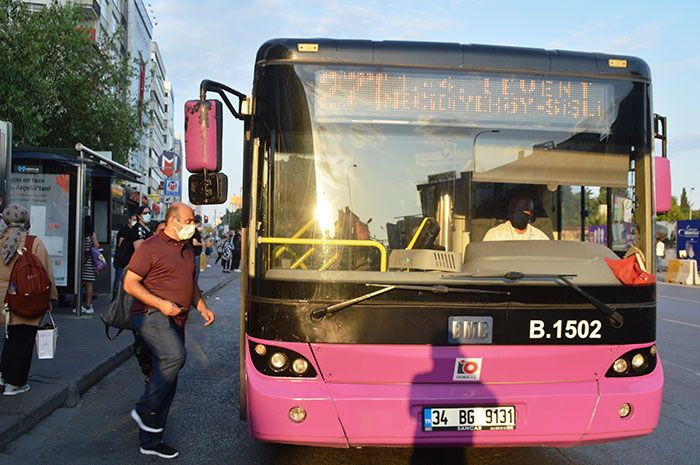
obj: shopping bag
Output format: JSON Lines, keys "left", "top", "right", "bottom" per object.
{"left": 91, "top": 246, "right": 108, "bottom": 273}
{"left": 36, "top": 312, "right": 58, "bottom": 359}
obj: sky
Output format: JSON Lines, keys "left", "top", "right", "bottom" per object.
{"left": 149, "top": 0, "right": 700, "bottom": 219}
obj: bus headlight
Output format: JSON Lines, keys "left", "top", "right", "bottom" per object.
{"left": 292, "top": 358, "right": 309, "bottom": 374}
{"left": 605, "top": 345, "right": 658, "bottom": 377}
{"left": 613, "top": 358, "right": 629, "bottom": 374}
{"left": 269, "top": 352, "right": 289, "bottom": 371}
{"left": 631, "top": 353, "right": 646, "bottom": 370}
{"left": 248, "top": 341, "right": 318, "bottom": 378}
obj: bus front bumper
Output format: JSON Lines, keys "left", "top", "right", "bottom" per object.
{"left": 246, "top": 351, "right": 663, "bottom": 447}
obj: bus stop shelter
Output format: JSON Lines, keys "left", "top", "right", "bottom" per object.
{"left": 9, "top": 144, "right": 141, "bottom": 315}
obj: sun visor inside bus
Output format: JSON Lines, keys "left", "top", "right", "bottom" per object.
{"left": 473, "top": 149, "right": 629, "bottom": 188}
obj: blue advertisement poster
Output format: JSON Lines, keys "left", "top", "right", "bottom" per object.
{"left": 676, "top": 220, "right": 700, "bottom": 261}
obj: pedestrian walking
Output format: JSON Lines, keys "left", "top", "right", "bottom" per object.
{"left": 113, "top": 214, "right": 136, "bottom": 298}
{"left": 191, "top": 215, "right": 203, "bottom": 281}
{"left": 214, "top": 236, "right": 223, "bottom": 264}
{"left": 120, "top": 206, "right": 154, "bottom": 385}
{"left": 656, "top": 237, "right": 666, "bottom": 272}
{"left": 78, "top": 216, "right": 100, "bottom": 314}
{"left": 220, "top": 230, "right": 235, "bottom": 273}
{"left": 124, "top": 202, "right": 216, "bottom": 459}
{"left": 232, "top": 230, "right": 241, "bottom": 272}
{"left": 0, "top": 204, "right": 58, "bottom": 396}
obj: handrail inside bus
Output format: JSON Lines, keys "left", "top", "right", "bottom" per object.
{"left": 259, "top": 237, "right": 388, "bottom": 272}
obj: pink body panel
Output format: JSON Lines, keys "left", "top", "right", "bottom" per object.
{"left": 184, "top": 99, "right": 222, "bottom": 172}
{"left": 655, "top": 156, "right": 672, "bottom": 213}
{"left": 245, "top": 336, "right": 662, "bottom": 447}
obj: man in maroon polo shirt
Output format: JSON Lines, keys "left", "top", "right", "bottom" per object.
{"left": 124, "top": 202, "right": 216, "bottom": 459}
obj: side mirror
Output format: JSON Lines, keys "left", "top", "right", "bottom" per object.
{"left": 184, "top": 99, "right": 222, "bottom": 172}
{"left": 655, "top": 156, "right": 671, "bottom": 214}
{"left": 653, "top": 113, "right": 671, "bottom": 214}
{"left": 189, "top": 172, "right": 228, "bottom": 205}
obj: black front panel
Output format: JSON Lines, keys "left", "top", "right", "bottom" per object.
{"left": 247, "top": 280, "right": 656, "bottom": 345}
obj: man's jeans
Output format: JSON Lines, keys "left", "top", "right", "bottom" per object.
{"left": 194, "top": 255, "right": 201, "bottom": 282}
{"left": 131, "top": 310, "right": 186, "bottom": 447}
{"left": 113, "top": 266, "right": 124, "bottom": 296}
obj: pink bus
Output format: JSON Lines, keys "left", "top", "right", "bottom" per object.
{"left": 185, "top": 39, "right": 671, "bottom": 448}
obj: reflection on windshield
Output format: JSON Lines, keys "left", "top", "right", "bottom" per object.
{"left": 260, "top": 64, "right": 648, "bottom": 273}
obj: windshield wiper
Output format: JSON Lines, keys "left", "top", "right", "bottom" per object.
{"left": 445, "top": 271, "right": 623, "bottom": 328}
{"left": 310, "top": 284, "right": 510, "bottom": 320}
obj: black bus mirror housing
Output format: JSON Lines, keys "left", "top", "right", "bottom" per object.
{"left": 189, "top": 172, "right": 228, "bottom": 205}
{"left": 184, "top": 99, "right": 223, "bottom": 173}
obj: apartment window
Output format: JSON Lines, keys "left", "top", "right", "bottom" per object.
{"left": 163, "top": 135, "right": 167, "bottom": 144}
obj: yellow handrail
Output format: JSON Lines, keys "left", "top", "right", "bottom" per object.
{"left": 259, "top": 237, "right": 387, "bottom": 272}
{"left": 290, "top": 247, "right": 315, "bottom": 270}
{"left": 273, "top": 218, "right": 316, "bottom": 259}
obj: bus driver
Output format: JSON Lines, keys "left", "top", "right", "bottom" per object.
{"left": 483, "top": 194, "right": 550, "bottom": 241}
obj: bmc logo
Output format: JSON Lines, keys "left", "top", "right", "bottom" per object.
{"left": 453, "top": 358, "right": 482, "bottom": 381}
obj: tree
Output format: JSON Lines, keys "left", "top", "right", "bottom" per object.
{"left": 0, "top": 0, "right": 143, "bottom": 164}
{"left": 219, "top": 208, "right": 242, "bottom": 231}
{"left": 680, "top": 188, "right": 690, "bottom": 218}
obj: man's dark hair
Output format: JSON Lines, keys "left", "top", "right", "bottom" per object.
{"left": 83, "top": 215, "right": 94, "bottom": 236}
{"left": 194, "top": 214, "right": 202, "bottom": 224}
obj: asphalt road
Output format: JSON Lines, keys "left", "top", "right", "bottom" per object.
{"left": 1, "top": 279, "right": 698, "bottom": 465}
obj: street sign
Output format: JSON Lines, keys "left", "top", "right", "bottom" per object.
{"left": 164, "top": 178, "right": 181, "bottom": 197}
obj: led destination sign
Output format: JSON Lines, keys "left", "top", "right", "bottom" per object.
{"left": 314, "top": 70, "right": 613, "bottom": 129}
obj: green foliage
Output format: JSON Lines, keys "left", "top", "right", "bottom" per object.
{"left": 657, "top": 196, "right": 684, "bottom": 221}
{"left": 220, "top": 208, "right": 242, "bottom": 230}
{"left": 0, "top": 0, "right": 143, "bottom": 164}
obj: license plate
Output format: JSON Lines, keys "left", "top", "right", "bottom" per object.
{"left": 422, "top": 406, "right": 516, "bottom": 431}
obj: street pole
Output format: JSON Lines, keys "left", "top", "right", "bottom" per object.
{"left": 690, "top": 188, "right": 695, "bottom": 221}
{"left": 74, "top": 148, "right": 85, "bottom": 316}
{"left": 0, "top": 121, "right": 12, "bottom": 209}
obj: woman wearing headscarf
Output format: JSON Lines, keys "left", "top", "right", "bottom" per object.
{"left": 0, "top": 204, "right": 58, "bottom": 396}
{"left": 79, "top": 216, "right": 99, "bottom": 314}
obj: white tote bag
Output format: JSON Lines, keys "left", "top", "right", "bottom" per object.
{"left": 36, "top": 312, "right": 58, "bottom": 359}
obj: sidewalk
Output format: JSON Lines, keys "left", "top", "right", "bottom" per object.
{"left": 0, "top": 268, "right": 237, "bottom": 450}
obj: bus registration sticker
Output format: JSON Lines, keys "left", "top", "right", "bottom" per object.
{"left": 453, "top": 358, "right": 482, "bottom": 381}
{"left": 422, "top": 406, "right": 516, "bottom": 431}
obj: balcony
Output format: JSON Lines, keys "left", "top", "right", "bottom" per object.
{"left": 74, "top": 0, "right": 101, "bottom": 20}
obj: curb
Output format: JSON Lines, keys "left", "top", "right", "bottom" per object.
{"left": 0, "top": 275, "right": 237, "bottom": 451}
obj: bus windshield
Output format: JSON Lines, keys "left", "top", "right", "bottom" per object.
{"left": 257, "top": 64, "right": 650, "bottom": 275}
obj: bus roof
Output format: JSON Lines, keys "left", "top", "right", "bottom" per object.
{"left": 256, "top": 38, "right": 650, "bottom": 80}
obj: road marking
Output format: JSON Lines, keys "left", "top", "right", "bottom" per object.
{"left": 663, "top": 318, "right": 700, "bottom": 329}
{"left": 663, "top": 360, "right": 700, "bottom": 377}
{"left": 658, "top": 295, "right": 700, "bottom": 304}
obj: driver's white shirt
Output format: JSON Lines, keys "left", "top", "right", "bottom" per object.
{"left": 483, "top": 221, "right": 550, "bottom": 241}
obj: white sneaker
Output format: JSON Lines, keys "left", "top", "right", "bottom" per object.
{"left": 234, "top": 269, "right": 241, "bottom": 272}
{"left": 82, "top": 306, "right": 95, "bottom": 314}
{"left": 4, "top": 383, "right": 30, "bottom": 396}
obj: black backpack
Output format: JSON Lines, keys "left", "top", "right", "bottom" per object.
{"left": 100, "top": 270, "right": 134, "bottom": 340}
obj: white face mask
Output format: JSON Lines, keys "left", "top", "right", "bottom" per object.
{"left": 141, "top": 213, "right": 152, "bottom": 223}
{"left": 175, "top": 219, "right": 196, "bottom": 240}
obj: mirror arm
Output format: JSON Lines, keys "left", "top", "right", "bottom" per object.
{"left": 200, "top": 79, "right": 248, "bottom": 121}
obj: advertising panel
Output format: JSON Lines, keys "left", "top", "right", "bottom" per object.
{"left": 677, "top": 220, "right": 700, "bottom": 261}
{"left": 10, "top": 173, "right": 70, "bottom": 286}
